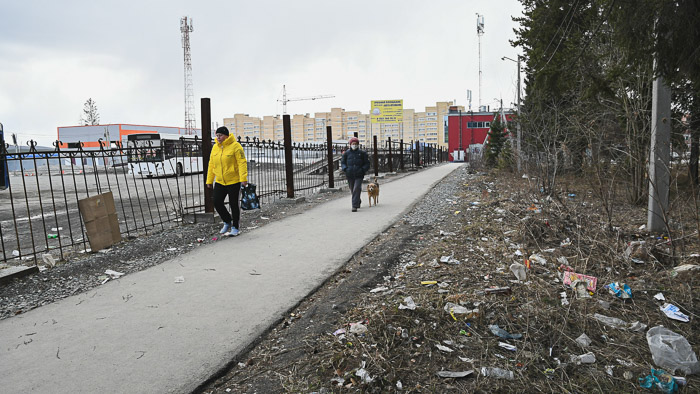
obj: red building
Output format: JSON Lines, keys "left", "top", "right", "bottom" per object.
{"left": 445, "top": 107, "right": 515, "bottom": 162}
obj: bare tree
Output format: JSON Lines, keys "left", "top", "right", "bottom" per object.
{"left": 81, "top": 98, "right": 100, "bottom": 125}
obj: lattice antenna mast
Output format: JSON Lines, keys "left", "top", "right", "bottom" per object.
{"left": 476, "top": 13, "right": 484, "bottom": 109}
{"left": 181, "top": 16, "right": 195, "bottom": 135}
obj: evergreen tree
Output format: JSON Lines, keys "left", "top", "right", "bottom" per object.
{"left": 81, "top": 98, "right": 100, "bottom": 125}
{"left": 484, "top": 113, "right": 508, "bottom": 167}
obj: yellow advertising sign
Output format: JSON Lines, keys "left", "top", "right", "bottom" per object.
{"left": 371, "top": 100, "right": 403, "bottom": 123}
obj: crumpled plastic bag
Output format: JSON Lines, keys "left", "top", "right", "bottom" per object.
{"left": 488, "top": 324, "right": 522, "bottom": 339}
{"left": 646, "top": 326, "right": 700, "bottom": 375}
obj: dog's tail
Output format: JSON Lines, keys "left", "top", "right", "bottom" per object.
{"left": 374, "top": 177, "right": 379, "bottom": 184}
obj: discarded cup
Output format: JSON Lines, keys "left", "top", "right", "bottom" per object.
{"left": 510, "top": 263, "right": 526, "bottom": 281}
{"left": 571, "top": 352, "right": 596, "bottom": 365}
{"left": 443, "top": 302, "right": 472, "bottom": 315}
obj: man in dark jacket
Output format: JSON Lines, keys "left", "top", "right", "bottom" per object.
{"left": 340, "top": 137, "right": 370, "bottom": 212}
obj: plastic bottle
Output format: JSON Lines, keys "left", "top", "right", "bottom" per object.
{"left": 481, "top": 367, "right": 514, "bottom": 380}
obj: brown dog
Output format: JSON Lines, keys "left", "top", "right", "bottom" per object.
{"left": 367, "top": 177, "right": 379, "bottom": 207}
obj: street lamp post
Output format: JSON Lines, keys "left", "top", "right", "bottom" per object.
{"left": 502, "top": 55, "right": 522, "bottom": 173}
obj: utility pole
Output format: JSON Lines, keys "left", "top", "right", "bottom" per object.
{"left": 502, "top": 55, "right": 522, "bottom": 172}
{"left": 516, "top": 56, "right": 521, "bottom": 173}
{"left": 459, "top": 110, "right": 463, "bottom": 161}
{"left": 103, "top": 127, "right": 111, "bottom": 147}
{"left": 647, "top": 72, "right": 671, "bottom": 232}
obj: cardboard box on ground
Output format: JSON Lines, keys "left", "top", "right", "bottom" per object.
{"left": 78, "top": 191, "right": 121, "bottom": 251}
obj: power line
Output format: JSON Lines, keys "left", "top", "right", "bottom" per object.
{"left": 535, "top": 0, "right": 580, "bottom": 73}
{"left": 530, "top": 0, "right": 579, "bottom": 71}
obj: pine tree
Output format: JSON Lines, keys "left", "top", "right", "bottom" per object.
{"left": 484, "top": 113, "right": 508, "bottom": 167}
{"left": 81, "top": 98, "right": 100, "bottom": 125}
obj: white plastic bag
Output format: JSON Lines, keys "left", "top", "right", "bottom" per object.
{"left": 646, "top": 326, "right": 700, "bottom": 375}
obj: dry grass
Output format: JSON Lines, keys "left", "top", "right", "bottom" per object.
{"left": 204, "top": 169, "right": 700, "bottom": 393}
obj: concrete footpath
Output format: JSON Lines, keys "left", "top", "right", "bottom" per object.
{"left": 0, "top": 163, "right": 462, "bottom": 394}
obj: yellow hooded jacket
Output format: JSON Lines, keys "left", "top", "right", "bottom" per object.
{"left": 206, "top": 136, "right": 248, "bottom": 185}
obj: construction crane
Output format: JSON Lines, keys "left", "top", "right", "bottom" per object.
{"left": 278, "top": 85, "right": 334, "bottom": 115}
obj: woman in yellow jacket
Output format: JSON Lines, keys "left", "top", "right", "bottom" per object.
{"left": 206, "top": 126, "right": 248, "bottom": 236}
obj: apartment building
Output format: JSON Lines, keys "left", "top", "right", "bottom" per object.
{"left": 223, "top": 101, "right": 459, "bottom": 148}
{"left": 222, "top": 114, "right": 261, "bottom": 142}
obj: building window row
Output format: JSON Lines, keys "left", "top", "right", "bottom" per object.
{"left": 466, "top": 121, "right": 490, "bottom": 128}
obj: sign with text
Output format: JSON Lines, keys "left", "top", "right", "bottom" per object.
{"left": 371, "top": 100, "right": 403, "bottom": 123}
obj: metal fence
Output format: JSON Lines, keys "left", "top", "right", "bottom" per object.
{"left": 0, "top": 135, "right": 446, "bottom": 264}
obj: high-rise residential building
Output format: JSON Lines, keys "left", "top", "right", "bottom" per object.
{"left": 222, "top": 114, "right": 262, "bottom": 142}
{"left": 222, "top": 101, "right": 461, "bottom": 148}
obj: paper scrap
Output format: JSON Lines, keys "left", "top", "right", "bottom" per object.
{"left": 105, "top": 269, "right": 125, "bottom": 279}
{"left": 563, "top": 271, "right": 597, "bottom": 291}
{"left": 660, "top": 303, "right": 689, "bottom": 322}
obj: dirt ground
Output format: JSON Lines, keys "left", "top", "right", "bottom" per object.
{"left": 197, "top": 169, "right": 700, "bottom": 393}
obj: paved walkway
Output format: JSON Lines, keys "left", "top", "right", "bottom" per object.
{"left": 0, "top": 163, "right": 462, "bottom": 394}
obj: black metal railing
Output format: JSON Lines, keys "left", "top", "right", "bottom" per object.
{"left": 0, "top": 134, "right": 445, "bottom": 264}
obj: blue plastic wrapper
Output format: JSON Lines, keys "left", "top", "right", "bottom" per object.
{"left": 638, "top": 368, "right": 678, "bottom": 393}
{"left": 606, "top": 282, "right": 632, "bottom": 299}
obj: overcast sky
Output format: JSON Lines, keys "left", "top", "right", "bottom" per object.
{"left": 0, "top": 0, "right": 525, "bottom": 146}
